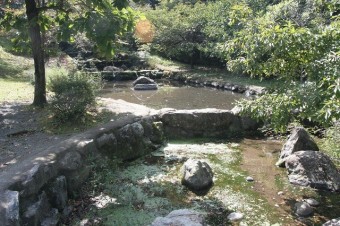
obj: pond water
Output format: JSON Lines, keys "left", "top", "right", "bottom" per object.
{"left": 99, "top": 81, "right": 245, "bottom": 110}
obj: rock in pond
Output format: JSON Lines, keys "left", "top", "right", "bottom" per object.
{"left": 133, "top": 76, "right": 158, "bottom": 90}
{"left": 181, "top": 159, "right": 214, "bottom": 193}
{"left": 285, "top": 151, "right": 340, "bottom": 191}
{"left": 276, "top": 127, "right": 319, "bottom": 167}
{"left": 134, "top": 83, "right": 158, "bottom": 90}
{"left": 151, "top": 209, "right": 206, "bottom": 226}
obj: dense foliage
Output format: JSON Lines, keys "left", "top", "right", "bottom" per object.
{"left": 146, "top": 0, "right": 339, "bottom": 131}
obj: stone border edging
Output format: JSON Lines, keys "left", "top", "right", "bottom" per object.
{"left": 98, "top": 70, "right": 266, "bottom": 96}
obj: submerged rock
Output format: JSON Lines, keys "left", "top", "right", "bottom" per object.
{"left": 181, "top": 159, "right": 214, "bottom": 193}
{"left": 276, "top": 127, "right": 319, "bottom": 167}
{"left": 285, "top": 151, "right": 340, "bottom": 191}
{"left": 151, "top": 209, "right": 206, "bottom": 226}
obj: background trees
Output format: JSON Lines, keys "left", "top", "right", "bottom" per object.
{"left": 1, "top": 0, "right": 136, "bottom": 106}
{"left": 145, "top": 0, "right": 339, "bottom": 130}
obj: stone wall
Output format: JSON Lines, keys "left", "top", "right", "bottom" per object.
{"left": 0, "top": 109, "right": 256, "bottom": 225}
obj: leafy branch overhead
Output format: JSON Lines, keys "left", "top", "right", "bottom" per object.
{"left": 1, "top": 0, "right": 137, "bottom": 57}
{"left": 0, "top": 0, "right": 138, "bottom": 106}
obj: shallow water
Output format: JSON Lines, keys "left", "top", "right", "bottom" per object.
{"left": 99, "top": 81, "right": 245, "bottom": 110}
{"left": 67, "top": 138, "right": 340, "bottom": 225}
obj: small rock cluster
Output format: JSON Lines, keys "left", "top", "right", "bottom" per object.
{"left": 276, "top": 127, "right": 340, "bottom": 220}
{"left": 276, "top": 127, "right": 340, "bottom": 192}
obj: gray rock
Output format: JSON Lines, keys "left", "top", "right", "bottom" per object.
{"left": 231, "top": 106, "right": 260, "bottom": 131}
{"left": 59, "top": 151, "right": 82, "bottom": 171}
{"left": 276, "top": 127, "right": 319, "bottom": 167}
{"left": 65, "top": 166, "right": 91, "bottom": 195}
{"left": 294, "top": 202, "right": 313, "bottom": 217}
{"left": 48, "top": 176, "right": 68, "bottom": 211}
{"left": 160, "top": 109, "right": 243, "bottom": 139}
{"left": 134, "top": 83, "right": 158, "bottom": 90}
{"left": 285, "top": 151, "right": 340, "bottom": 191}
{"left": 151, "top": 209, "right": 205, "bottom": 226}
{"left": 20, "top": 164, "right": 58, "bottom": 197}
{"left": 304, "top": 198, "right": 320, "bottom": 207}
{"left": 323, "top": 217, "right": 340, "bottom": 226}
{"left": 140, "top": 117, "right": 164, "bottom": 145}
{"left": 227, "top": 212, "right": 244, "bottom": 221}
{"left": 96, "top": 133, "right": 117, "bottom": 154}
{"left": 3, "top": 190, "right": 19, "bottom": 226}
{"left": 246, "top": 176, "right": 254, "bottom": 182}
{"left": 23, "top": 192, "right": 51, "bottom": 225}
{"left": 115, "top": 122, "right": 151, "bottom": 160}
{"left": 79, "top": 217, "right": 103, "bottom": 226}
{"left": 181, "top": 159, "right": 214, "bottom": 192}
{"left": 133, "top": 76, "right": 156, "bottom": 86}
{"left": 41, "top": 208, "right": 59, "bottom": 226}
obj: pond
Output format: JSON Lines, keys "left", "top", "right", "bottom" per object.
{"left": 99, "top": 80, "right": 245, "bottom": 110}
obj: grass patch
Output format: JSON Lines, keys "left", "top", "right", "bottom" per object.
{"left": 40, "top": 108, "right": 120, "bottom": 135}
{"left": 0, "top": 78, "right": 34, "bottom": 102}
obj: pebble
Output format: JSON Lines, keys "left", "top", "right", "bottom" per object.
{"left": 246, "top": 176, "right": 254, "bottom": 182}
{"left": 304, "top": 198, "right": 320, "bottom": 207}
{"left": 294, "top": 202, "right": 313, "bottom": 217}
{"left": 227, "top": 212, "right": 244, "bottom": 221}
{"left": 278, "top": 191, "right": 284, "bottom": 196}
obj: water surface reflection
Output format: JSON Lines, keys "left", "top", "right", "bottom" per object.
{"left": 99, "top": 81, "right": 245, "bottom": 110}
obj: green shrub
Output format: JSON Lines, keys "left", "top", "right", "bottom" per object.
{"left": 48, "top": 71, "right": 99, "bottom": 122}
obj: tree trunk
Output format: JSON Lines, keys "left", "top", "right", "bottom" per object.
{"left": 25, "top": 0, "right": 47, "bottom": 107}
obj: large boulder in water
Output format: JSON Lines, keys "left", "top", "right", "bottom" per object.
{"left": 181, "top": 159, "right": 214, "bottom": 193}
{"left": 285, "top": 151, "right": 340, "bottom": 191}
{"left": 133, "top": 76, "right": 158, "bottom": 90}
{"left": 151, "top": 209, "right": 206, "bottom": 226}
{"left": 276, "top": 127, "right": 319, "bottom": 167}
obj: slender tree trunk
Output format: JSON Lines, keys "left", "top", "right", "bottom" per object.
{"left": 25, "top": 0, "right": 47, "bottom": 107}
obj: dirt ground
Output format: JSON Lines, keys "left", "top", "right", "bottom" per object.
{"left": 0, "top": 98, "right": 155, "bottom": 173}
{"left": 0, "top": 101, "right": 71, "bottom": 171}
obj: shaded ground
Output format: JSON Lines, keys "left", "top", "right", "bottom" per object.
{"left": 0, "top": 102, "right": 71, "bottom": 171}
{"left": 0, "top": 98, "right": 154, "bottom": 173}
